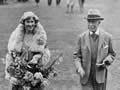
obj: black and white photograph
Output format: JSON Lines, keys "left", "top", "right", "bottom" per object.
{"left": 0, "top": 0, "right": 119, "bottom": 90}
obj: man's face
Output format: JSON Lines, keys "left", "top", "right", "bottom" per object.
{"left": 24, "top": 17, "right": 36, "bottom": 32}
{"left": 88, "top": 19, "right": 100, "bottom": 33}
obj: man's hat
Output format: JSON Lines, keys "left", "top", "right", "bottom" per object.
{"left": 86, "top": 9, "right": 104, "bottom": 20}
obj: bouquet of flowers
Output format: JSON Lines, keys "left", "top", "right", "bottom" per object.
{"left": 7, "top": 50, "right": 28, "bottom": 80}
{"left": 7, "top": 50, "right": 44, "bottom": 87}
{"left": 7, "top": 50, "right": 63, "bottom": 88}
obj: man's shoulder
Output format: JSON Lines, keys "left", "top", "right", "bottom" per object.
{"left": 100, "top": 29, "right": 112, "bottom": 38}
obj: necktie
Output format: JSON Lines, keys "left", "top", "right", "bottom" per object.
{"left": 91, "top": 33, "right": 98, "bottom": 41}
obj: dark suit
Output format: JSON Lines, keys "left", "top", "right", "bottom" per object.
{"left": 74, "top": 29, "right": 116, "bottom": 90}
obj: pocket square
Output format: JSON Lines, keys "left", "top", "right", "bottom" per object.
{"left": 104, "top": 45, "right": 108, "bottom": 49}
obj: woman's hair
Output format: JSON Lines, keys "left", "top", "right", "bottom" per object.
{"left": 21, "top": 16, "right": 39, "bottom": 34}
{"left": 19, "top": 11, "right": 40, "bottom": 34}
{"left": 21, "top": 16, "right": 39, "bottom": 25}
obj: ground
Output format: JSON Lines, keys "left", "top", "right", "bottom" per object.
{"left": 0, "top": 0, "right": 120, "bottom": 90}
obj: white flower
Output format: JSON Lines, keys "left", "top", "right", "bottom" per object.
{"left": 34, "top": 72, "right": 43, "bottom": 80}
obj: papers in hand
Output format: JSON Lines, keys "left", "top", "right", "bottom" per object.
{"left": 96, "top": 62, "right": 106, "bottom": 69}
{"left": 96, "top": 63, "right": 104, "bottom": 66}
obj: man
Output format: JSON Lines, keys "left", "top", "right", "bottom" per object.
{"left": 35, "top": 0, "right": 40, "bottom": 6}
{"left": 56, "top": 0, "right": 61, "bottom": 6}
{"left": 48, "top": 0, "right": 52, "bottom": 6}
{"left": 66, "top": 0, "right": 75, "bottom": 13}
{"left": 78, "top": 0, "right": 85, "bottom": 13}
{"left": 5, "top": 11, "right": 50, "bottom": 90}
{"left": 73, "top": 9, "right": 116, "bottom": 90}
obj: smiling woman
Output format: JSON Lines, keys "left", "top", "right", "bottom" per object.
{"left": 5, "top": 11, "right": 51, "bottom": 90}
{"left": 24, "top": 17, "right": 36, "bottom": 33}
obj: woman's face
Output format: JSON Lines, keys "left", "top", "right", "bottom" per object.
{"left": 24, "top": 17, "right": 36, "bottom": 32}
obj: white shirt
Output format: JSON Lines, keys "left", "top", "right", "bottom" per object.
{"left": 89, "top": 28, "right": 100, "bottom": 35}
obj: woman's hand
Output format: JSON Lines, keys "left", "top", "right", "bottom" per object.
{"left": 10, "top": 77, "right": 18, "bottom": 85}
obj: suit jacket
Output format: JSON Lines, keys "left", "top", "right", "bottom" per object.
{"left": 73, "top": 29, "right": 116, "bottom": 84}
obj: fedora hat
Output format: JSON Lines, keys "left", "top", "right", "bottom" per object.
{"left": 86, "top": 9, "right": 104, "bottom": 20}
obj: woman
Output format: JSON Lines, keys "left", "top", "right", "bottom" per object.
{"left": 5, "top": 11, "right": 50, "bottom": 90}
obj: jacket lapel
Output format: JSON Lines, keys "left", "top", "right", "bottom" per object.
{"left": 97, "top": 30, "right": 104, "bottom": 62}
{"left": 85, "top": 30, "right": 104, "bottom": 56}
{"left": 85, "top": 31, "right": 91, "bottom": 52}
{"left": 98, "top": 30, "right": 104, "bottom": 52}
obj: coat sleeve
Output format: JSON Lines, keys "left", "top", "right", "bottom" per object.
{"left": 5, "top": 24, "right": 24, "bottom": 79}
{"left": 8, "top": 30, "right": 17, "bottom": 52}
{"left": 103, "top": 35, "right": 116, "bottom": 65}
{"left": 73, "top": 35, "right": 83, "bottom": 70}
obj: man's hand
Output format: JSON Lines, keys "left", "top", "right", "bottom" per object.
{"left": 103, "top": 59, "right": 111, "bottom": 66}
{"left": 96, "top": 60, "right": 110, "bottom": 69}
{"left": 77, "top": 67, "right": 85, "bottom": 78}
